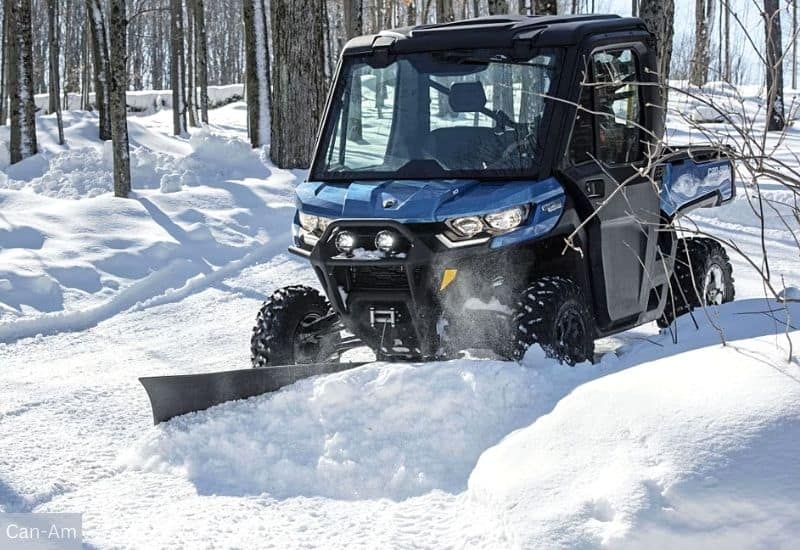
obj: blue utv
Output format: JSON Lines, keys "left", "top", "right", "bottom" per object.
{"left": 142, "top": 14, "right": 736, "bottom": 424}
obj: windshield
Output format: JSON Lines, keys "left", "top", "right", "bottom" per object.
{"left": 312, "top": 49, "right": 561, "bottom": 181}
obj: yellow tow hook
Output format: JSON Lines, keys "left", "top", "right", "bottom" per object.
{"left": 439, "top": 268, "right": 458, "bottom": 291}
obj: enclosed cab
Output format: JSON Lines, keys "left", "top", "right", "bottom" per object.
{"left": 252, "top": 14, "right": 735, "bottom": 367}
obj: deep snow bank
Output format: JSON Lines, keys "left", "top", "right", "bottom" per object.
{"left": 469, "top": 337, "right": 800, "bottom": 549}
{"left": 122, "top": 358, "right": 545, "bottom": 500}
{"left": 121, "top": 301, "right": 800, "bottom": 548}
{"left": 0, "top": 103, "right": 298, "bottom": 338}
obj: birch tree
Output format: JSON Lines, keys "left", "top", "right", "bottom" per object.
{"left": 85, "top": 0, "right": 112, "bottom": 140}
{"left": 8, "top": 0, "right": 37, "bottom": 163}
{"left": 108, "top": 0, "right": 131, "bottom": 196}
{"left": 270, "top": 0, "right": 327, "bottom": 167}
{"left": 243, "top": 0, "right": 270, "bottom": 147}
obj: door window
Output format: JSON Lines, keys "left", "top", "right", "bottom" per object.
{"left": 567, "top": 47, "right": 642, "bottom": 166}
{"left": 592, "top": 48, "right": 641, "bottom": 164}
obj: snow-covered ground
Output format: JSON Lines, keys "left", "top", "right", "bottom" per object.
{"left": 0, "top": 89, "right": 798, "bottom": 549}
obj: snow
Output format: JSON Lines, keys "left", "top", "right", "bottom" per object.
{"left": 0, "top": 84, "right": 799, "bottom": 548}
{"left": 35, "top": 84, "right": 244, "bottom": 114}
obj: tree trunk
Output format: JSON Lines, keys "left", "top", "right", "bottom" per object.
{"left": 47, "top": 0, "right": 64, "bottom": 144}
{"left": 194, "top": 0, "right": 209, "bottom": 123}
{"left": 764, "top": 0, "right": 785, "bottom": 131}
{"left": 81, "top": 20, "right": 90, "bottom": 110}
{"left": 270, "top": 0, "right": 327, "bottom": 167}
{"left": 406, "top": 0, "right": 417, "bottom": 24}
{"left": 186, "top": 0, "right": 198, "bottom": 127}
{"left": 690, "top": 0, "right": 714, "bottom": 87}
{"left": 108, "top": 0, "right": 130, "bottom": 197}
{"left": 488, "top": 0, "right": 507, "bottom": 15}
{"left": 86, "top": 0, "right": 111, "bottom": 140}
{"left": 724, "top": 0, "right": 730, "bottom": 82}
{"left": 639, "top": 0, "right": 675, "bottom": 84}
{"left": 436, "top": 0, "right": 454, "bottom": 22}
{"left": 0, "top": 2, "right": 9, "bottom": 126}
{"left": 343, "top": 0, "right": 363, "bottom": 140}
{"left": 8, "top": 0, "right": 37, "bottom": 163}
{"left": 793, "top": 0, "right": 797, "bottom": 89}
{"left": 171, "top": 0, "right": 187, "bottom": 135}
{"left": 243, "top": 0, "right": 271, "bottom": 147}
{"left": 533, "top": 0, "right": 557, "bottom": 14}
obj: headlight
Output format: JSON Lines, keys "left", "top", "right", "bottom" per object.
{"left": 335, "top": 231, "right": 356, "bottom": 253}
{"left": 298, "top": 211, "right": 318, "bottom": 232}
{"left": 318, "top": 216, "right": 333, "bottom": 233}
{"left": 374, "top": 230, "right": 396, "bottom": 252}
{"left": 449, "top": 216, "right": 484, "bottom": 238}
{"left": 484, "top": 206, "right": 528, "bottom": 232}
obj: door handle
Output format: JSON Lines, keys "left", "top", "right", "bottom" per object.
{"left": 585, "top": 179, "right": 605, "bottom": 198}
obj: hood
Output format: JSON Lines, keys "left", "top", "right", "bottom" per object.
{"left": 295, "top": 178, "right": 563, "bottom": 222}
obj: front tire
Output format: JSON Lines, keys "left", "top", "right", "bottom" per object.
{"left": 659, "top": 238, "right": 735, "bottom": 327}
{"left": 512, "top": 276, "right": 595, "bottom": 365}
{"left": 251, "top": 285, "right": 336, "bottom": 368}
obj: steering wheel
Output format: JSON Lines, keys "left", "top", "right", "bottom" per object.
{"left": 487, "top": 136, "right": 535, "bottom": 169}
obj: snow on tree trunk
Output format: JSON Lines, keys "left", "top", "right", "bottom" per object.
{"left": 108, "top": 0, "right": 131, "bottom": 197}
{"left": 47, "top": 0, "right": 64, "bottom": 145}
{"left": 194, "top": 0, "right": 209, "bottom": 124}
{"left": 171, "top": 0, "right": 187, "bottom": 135}
{"left": 764, "top": 0, "right": 786, "bottom": 132}
{"left": 243, "top": 0, "right": 271, "bottom": 148}
{"left": 269, "top": 0, "right": 327, "bottom": 167}
{"left": 8, "top": 0, "right": 38, "bottom": 164}
{"left": 85, "top": 0, "right": 112, "bottom": 141}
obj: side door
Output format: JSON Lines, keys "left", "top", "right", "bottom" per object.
{"left": 560, "top": 45, "right": 661, "bottom": 327}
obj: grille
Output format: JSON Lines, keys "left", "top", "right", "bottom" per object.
{"left": 349, "top": 265, "right": 422, "bottom": 290}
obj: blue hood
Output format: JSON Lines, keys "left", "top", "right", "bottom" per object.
{"left": 296, "top": 178, "right": 564, "bottom": 222}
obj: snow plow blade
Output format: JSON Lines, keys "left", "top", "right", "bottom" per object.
{"left": 140, "top": 362, "right": 366, "bottom": 424}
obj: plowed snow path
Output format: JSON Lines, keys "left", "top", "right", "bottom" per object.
{"left": 2, "top": 242, "right": 798, "bottom": 548}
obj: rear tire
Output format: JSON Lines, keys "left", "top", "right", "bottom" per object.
{"left": 659, "top": 238, "right": 735, "bottom": 328}
{"left": 251, "top": 285, "right": 335, "bottom": 368}
{"left": 512, "top": 276, "right": 595, "bottom": 365}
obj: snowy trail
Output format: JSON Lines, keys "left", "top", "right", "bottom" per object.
{"left": 2, "top": 252, "right": 796, "bottom": 547}
{"left": 1, "top": 98, "right": 799, "bottom": 548}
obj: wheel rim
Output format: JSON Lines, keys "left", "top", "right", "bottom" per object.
{"left": 704, "top": 263, "right": 725, "bottom": 306}
{"left": 293, "top": 313, "right": 323, "bottom": 364}
{"left": 555, "top": 307, "right": 587, "bottom": 363}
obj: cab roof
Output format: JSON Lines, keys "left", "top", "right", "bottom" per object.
{"left": 341, "top": 14, "right": 649, "bottom": 56}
